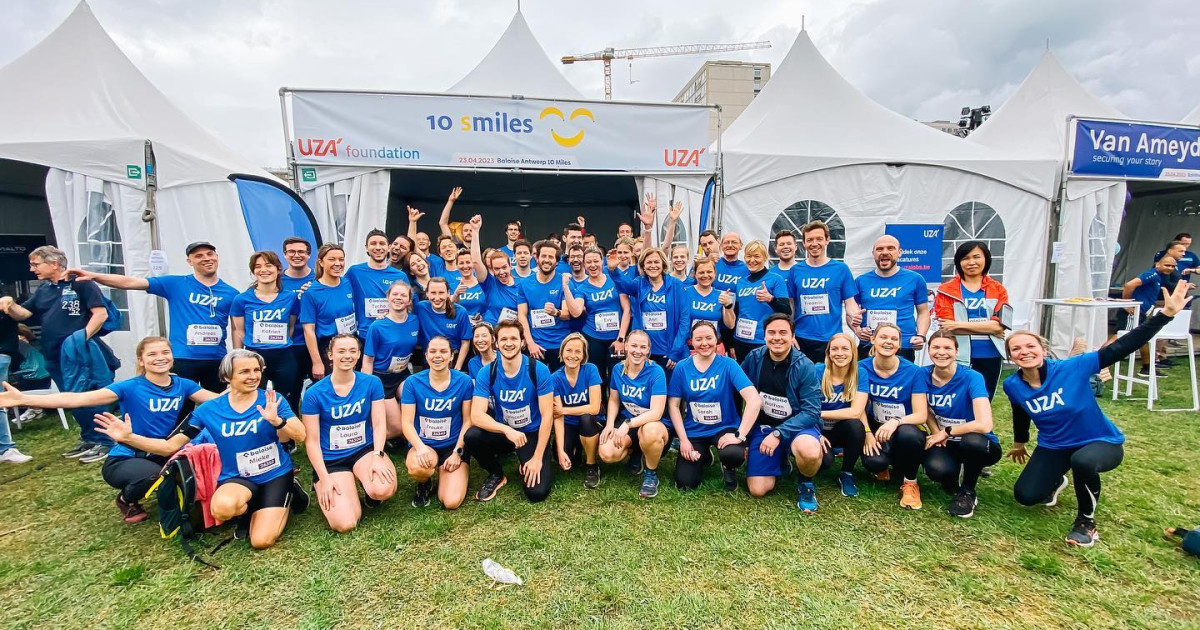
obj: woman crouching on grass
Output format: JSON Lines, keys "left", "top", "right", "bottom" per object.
{"left": 599, "top": 330, "right": 668, "bottom": 498}
{"left": 0, "top": 336, "right": 220, "bottom": 522}
{"left": 399, "top": 336, "right": 474, "bottom": 509}
{"left": 1005, "top": 280, "right": 1192, "bottom": 547}
{"left": 814, "top": 333, "right": 870, "bottom": 499}
{"left": 551, "top": 333, "right": 603, "bottom": 486}
{"left": 922, "top": 330, "right": 1001, "bottom": 519}
{"left": 301, "top": 334, "right": 396, "bottom": 533}
{"left": 860, "top": 323, "right": 929, "bottom": 510}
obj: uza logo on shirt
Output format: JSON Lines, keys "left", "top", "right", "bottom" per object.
{"left": 929, "top": 393, "right": 956, "bottom": 408}
{"left": 692, "top": 301, "right": 718, "bottom": 314}
{"left": 647, "top": 293, "right": 666, "bottom": 305}
{"left": 717, "top": 273, "right": 741, "bottom": 285}
{"left": 689, "top": 376, "right": 719, "bottom": 391}
{"left": 189, "top": 293, "right": 223, "bottom": 307}
{"left": 738, "top": 286, "right": 756, "bottom": 297}
{"left": 800, "top": 278, "right": 829, "bottom": 290}
{"left": 590, "top": 288, "right": 614, "bottom": 301}
{"left": 330, "top": 400, "right": 365, "bottom": 419}
{"left": 1023, "top": 387, "right": 1065, "bottom": 414}
{"left": 220, "top": 418, "right": 260, "bottom": 437}
{"left": 424, "top": 398, "right": 454, "bottom": 412}
{"left": 869, "top": 287, "right": 901, "bottom": 299}
{"left": 148, "top": 397, "right": 181, "bottom": 413}
{"left": 620, "top": 384, "right": 646, "bottom": 399}
{"left": 963, "top": 297, "right": 990, "bottom": 311}
{"left": 499, "top": 389, "right": 527, "bottom": 403}
{"left": 870, "top": 384, "right": 901, "bottom": 399}
{"left": 252, "top": 307, "right": 289, "bottom": 322}
{"left": 562, "top": 391, "right": 589, "bottom": 406}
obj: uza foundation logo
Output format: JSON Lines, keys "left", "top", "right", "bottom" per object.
{"left": 539, "top": 106, "right": 595, "bottom": 148}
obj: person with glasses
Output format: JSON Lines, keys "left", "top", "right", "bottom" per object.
{"left": 280, "top": 237, "right": 315, "bottom": 409}
{"left": 71, "top": 241, "right": 237, "bottom": 393}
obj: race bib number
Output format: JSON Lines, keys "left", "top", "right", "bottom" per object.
{"left": 418, "top": 415, "right": 451, "bottom": 441}
{"left": 622, "top": 400, "right": 649, "bottom": 418}
{"left": 968, "top": 316, "right": 992, "bottom": 342}
{"left": 643, "top": 310, "right": 667, "bottom": 331}
{"left": 866, "top": 310, "right": 897, "bottom": 330}
{"left": 800, "top": 294, "right": 830, "bottom": 316}
{"left": 365, "top": 298, "right": 389, "bottom": 319}
{"left": 689, "top": 401, "right": 721, "bottom": 425}
{"left": 502, "top": 405, "right": 532, "bottom": 429}
{"left": 937, "top": 415, "right": 967, "bottom": 441}
{"left": 761, "top": 393, "right": 792, "bottom": 419}
{"left": 735, "top": 318, "right": 758, "bottom": 340}
{"left": 498, "top": 307, "right": 518, "bottom": 323}
{"left": 329, "top": 421, "right": 367, "bottom": 451}
{"left": 235, "top": 442, "right": 281, "bottom": 478}
{"left": 530, "top": 309, "right": 555, "bottom": 329}
{"left": 252, "top": 321, "right": 287, "bottom": 346}
{"left": 335, "top": 313, "right": 357, "bottom": 335}
{"left": 387, "top": 355, "right": 411, "bottom": 373}
{"left": 594, "top": 311, "right": 619, "bottom": 332}
{"left": 186, "top": 324, "right": 222, "bottom": 346}
{"left": 872, "top": 400, "right": 905, "bottom": 424}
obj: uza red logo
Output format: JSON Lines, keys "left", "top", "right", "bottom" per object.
{"left": 297, "top": 138, "right": 343, "bottom": 157}
{"left": 664, "top": 147, "right": 706, "bottom": 167}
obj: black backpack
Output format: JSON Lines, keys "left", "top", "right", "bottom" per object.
{"left": 487, "top": 356, "right": 539, "bottom": 393}
{"left": 146, "top": 455, "right": 221, "bottom": 568}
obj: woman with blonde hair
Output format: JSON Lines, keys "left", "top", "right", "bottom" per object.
{"left": 720, "top": 240, "right": 790, "bottom": 362}
{"left": 815, "top": 332, "right": 871, "bottom": 498}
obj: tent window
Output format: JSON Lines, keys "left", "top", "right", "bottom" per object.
{"left": 1088, "top": 211, "right": 1110, "bottom": 298}
{"left": 659, "top": 216, "right": 688, "bottom": 250}
{"left": 770, "top": 200, "right": 845, "bottom": 262}
{"left": 942, "top": 201, "right": 1005, "bottom": 282}
{"left": 75, "top": 190, "right": 130, "bottom": 331}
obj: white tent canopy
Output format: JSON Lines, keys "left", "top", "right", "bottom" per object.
{"left": 0, "top": 2, "right": 302, "bottom": 373}
{"left": 447, "top": 11, "right": 584, "bottom": 100}
{"left": 970, "top": 51, "right": 1129, "bottom": 348}
{"left": 720, "top": 30, "right": 1056, "bottom": 330}
{"left": 1184, "top": 104, "right": 1200, "bottom": 125}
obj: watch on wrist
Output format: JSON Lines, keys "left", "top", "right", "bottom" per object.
{"left": 770, "top": 429, "right": 783, "bottom": 440}
{"left": 944, "top": 425, "right": 954, "bottom": 438}
{"left": 736, "top": 432, "right": 747, "bottom": 443}
{"left": 616, "top": 336, "right": 625, "bottom": 343}
{"left": 455, "top": 446, "right": 465, "bottom": 458}
{"left": 375, "top": 449, "right": 387, "bottom": 458}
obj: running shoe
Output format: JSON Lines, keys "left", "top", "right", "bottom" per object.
{"left": 115, "top": 494, "right": 148, "bottom": 524}
{"left": 833, "top": 447, "right": 844, "bottom": 458}
{"left": 233, "top": 514, "right": 250, "bottom": 540}
{"left": 899, "top": 480, "right": 922, "bottom": 510}
{"left": 0, "top": 448, "right": 31, "bottom": 464}
{"left": 1137, "top": 366, "right": 1166, "bottom": 378}
{"left": 626, "top": 455, "right": 643, "bottom": 476}
{"left": 290, "top": 479, "right": 310, "bottom": 514}
{"left": 796, "top": 481, "right": 818, "bottom": 514}
{"left": 411, "top": 481, "right": 433, "bottom": 508}
{"left": 838, "top": 471, "right": 859, "bottom": 497}
{"left": 475, "top": 474, "right": 507, "bottom": 502}
{"left": 947, "top": 489, "right": 978, "bottom": 518}
{"left": 61, "top": 441, "right": 92, "bottom": 459}
{"left": 639, "top": 469, "right": 659, "bottom": 499}
{"left": 980, "top": 466, "right": 994, "bottom": 478}
{"left": 583, "top": 464, "right": 601, "bottom": 489}
{"left": 1043, "top": 475, "right": 1069, "bottom": 507}
{"left": 722, "top": 467, "right": 738, "bottom": 492}
{"left": 1066, "top": 517, "right": 1099, "bottom": 547}
{"left": 1157, "top": 358, "right": 1176, "bottom": 368}
{"left": 77, "top": 444, "right": 111, "bottom": 464}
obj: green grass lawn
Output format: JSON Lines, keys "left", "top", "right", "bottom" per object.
{"left": 2, "top": 368, "right": 1199, "bottom": 630}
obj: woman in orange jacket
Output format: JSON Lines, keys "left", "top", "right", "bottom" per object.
{"left": 933, "top": 241, "right": 1009, "bottom": 398}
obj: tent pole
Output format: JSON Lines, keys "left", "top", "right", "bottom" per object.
{"left": 279, "top": 89, "right": 300, "bottom": 192}
{"left": 714, "top": 104, "right": 724, "bottom": 232}
{"left": 142, "top": 141, "right": 167, "bottom": 336}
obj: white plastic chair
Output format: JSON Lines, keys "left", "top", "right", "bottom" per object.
{"left": 1112, "top": 310, "right": 1198, "bottom": 412}
{"left": 8, "top": 380, "right": 71, "bottom": 431}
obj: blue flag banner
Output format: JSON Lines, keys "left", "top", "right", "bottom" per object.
{"left": 1070, "top": 118, "right": 1200, "bottom": 182}
{"left": 885, "top": 223, "right": 944, "bottom": 283}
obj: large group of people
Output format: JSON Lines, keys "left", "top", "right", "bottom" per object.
{"left": 0, "top": 189, "right": 1193, "bottom": 551}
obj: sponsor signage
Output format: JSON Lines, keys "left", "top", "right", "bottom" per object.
{"left": 1069, "top": 118, "right": 1200, "bottom": 182}
{"left": 885, "top": 224, "right": 944, "bottom": 283}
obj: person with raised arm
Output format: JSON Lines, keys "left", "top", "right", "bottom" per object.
{"left": 450, "top": 248, "right": 486, "bottom": 324}
{"left": 722, "top": 240, "right": 790, "bottom": 362}
{"left": 609, "top": 247, "right": 689, "bottom": 377}
{"left": 436, "top": 186, "right": 468, "bottom": 247}
{"left": 469, "top": 214, "right": 523, "bottom": 326}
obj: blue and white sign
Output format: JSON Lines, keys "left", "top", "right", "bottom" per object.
{"left": 885, "top": 224, "right": 943, "bottom": 283}
{"left": 1070, "top": 118, "right": 1200, "bottom": 182}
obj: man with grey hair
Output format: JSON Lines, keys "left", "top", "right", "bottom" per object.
{"left": 0, "top": 246, "right": 113, "bottom": 462}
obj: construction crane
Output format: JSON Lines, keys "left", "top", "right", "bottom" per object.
{"left": 562, "top": 41, "right": 771, "bottom": 100}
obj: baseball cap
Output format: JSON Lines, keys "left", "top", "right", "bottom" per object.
{"left": 185, "top": 241, "right": 216, "bottom": 255}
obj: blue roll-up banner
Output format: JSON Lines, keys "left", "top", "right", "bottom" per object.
{"left": 1069, "top": 118, "right": 1200, "bottom": 182}
{"left": 233, "top": 178, "right": 320, "bottom": 259}
{"left": 884, "top": 223, "right": 944, "bottom": 283}
{"left": 698, "top": 176, "right": 714, "bottom": 232}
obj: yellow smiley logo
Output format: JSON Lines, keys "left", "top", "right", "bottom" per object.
{"left": 539, "top": 107, "right": 594, "bottom": 148}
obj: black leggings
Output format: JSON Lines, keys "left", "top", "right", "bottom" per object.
{"left": 970, "top": 357, "right": 1003, "bottom": 400}
{"left": 731, "top": 339, "right": 764, "bottom": 366}
{"left": 821, "top": 420, "right": 866, "bottom": 473}
{"left": 795, "top": 337, "right": 828, "bottom": 364}
{"left": 101, "top": 456, "right": 165, "bottom": 503}
{"left": 923, "top": 433, "right": 1003, "bottom": 492}
{"left": 463, "top": 426, "right": 553, "bottom": 503}
{"left": 256, "top": 347, "right": 299, "bottom": 408}
{"left": 560, "top": 414, "right": 601, "bottom": 467}
{"left": 861, "top": 423, "right": 926, "bottom": 480}
{"left": 1013, "top": 441, "right": 1124, "bottom": 520}
{"left": 675, "top": 428, "right": 746, "bottom": 490}
{"left": 584, "top": 335, "right": 617, "bottom": 384}
{"left": 289, "top": 345, "right": 312, "bottom": 410}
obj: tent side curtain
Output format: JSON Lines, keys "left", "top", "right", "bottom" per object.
{"left": 637, "top": 175, "right": 713, "bottom": 255}
{"left": 301, "top": 170, "right": 391, "bottom": 264}
{"left": 45, "top": 169, "right": 155, "bottom": 378}
{"left": 231, "top": 175, "right": 321, "bottom": 261}
{"left": 1050, "top": 182, "right": 1127, "bottom": 352}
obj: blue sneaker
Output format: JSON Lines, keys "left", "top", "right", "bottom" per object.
{"left": 639, "top": 469, "right": 660, "bottom": 499}
{"left": 796, "top": 481, "right": 818, "bottom": 514}
{"left": 838, "top": 471, "right": 859, "bottom": 498}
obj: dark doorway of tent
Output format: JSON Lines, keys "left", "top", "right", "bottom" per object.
{"left": 0, "top": 158, "right": 55, "bottom": 302}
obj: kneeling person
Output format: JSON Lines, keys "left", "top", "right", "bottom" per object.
{"left": 399, "top": 336, "right": 474, "bottom": 509}
{"left": 599, "top": 330, "right": 669, "bottom": 498}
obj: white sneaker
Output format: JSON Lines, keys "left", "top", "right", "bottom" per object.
{"left": 0, "top": 448, "right": 32, "bottom": 464}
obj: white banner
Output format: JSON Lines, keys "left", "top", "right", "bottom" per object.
{"left": 288, "top": 91, "right": 714, "bottom": 174}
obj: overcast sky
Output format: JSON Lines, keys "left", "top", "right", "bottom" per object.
{"left": 3, "top": 0, "right": 1198, "bottom": 167}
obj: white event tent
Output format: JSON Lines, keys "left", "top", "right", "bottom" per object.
{"left": 969, "top": 51, "right": 1130, "bottom": 348}
{"left": 720, "top": 31, "right": 1057, "bottom": 316}
{"left": 0, "top": 3, "right": 317, "bottom": 373}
